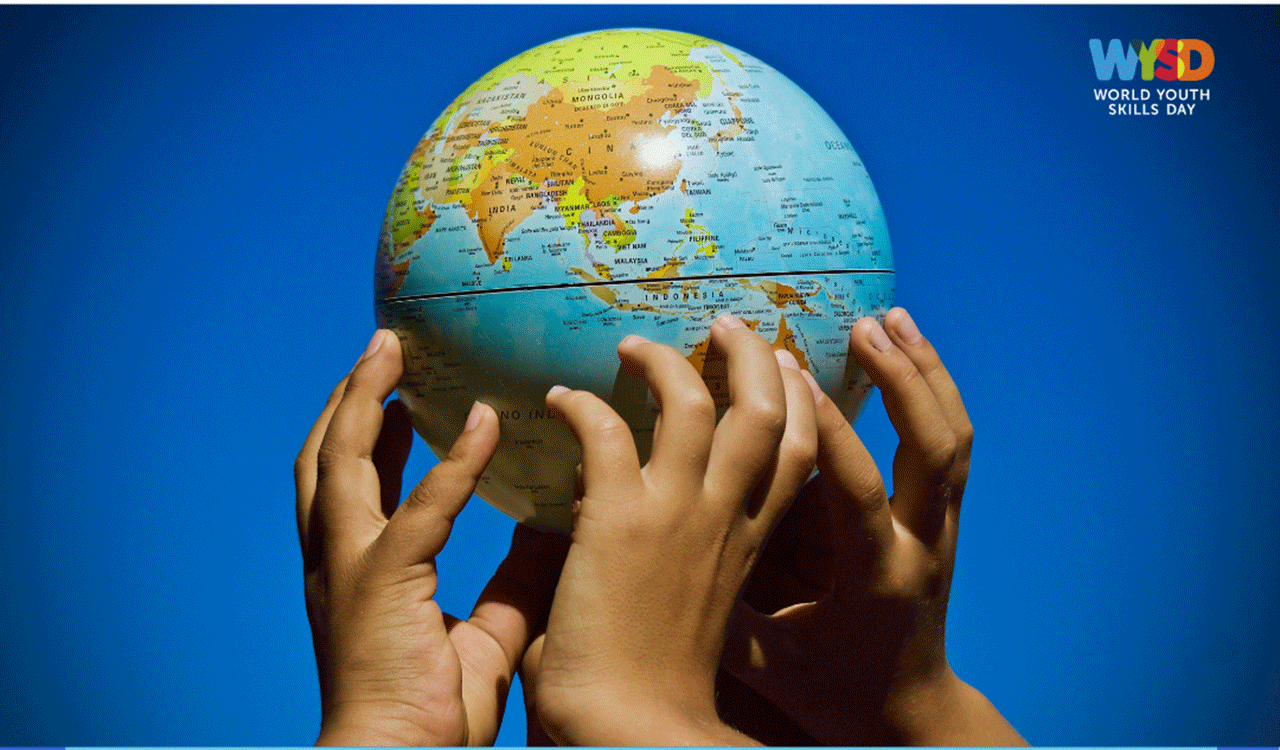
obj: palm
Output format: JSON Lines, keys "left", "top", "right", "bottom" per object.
{"left": 296, "top": 334, "right": 565, "bottom": 747}
{"left": 725, "top": 473, "right": 954, "bottom": 744}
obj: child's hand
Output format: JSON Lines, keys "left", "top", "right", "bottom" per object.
{"left": 528, "top": 316, "right": 819, "bottom": 746}
{"left": 295, "top": 330, "right": 566, "bottom": 746}
{"left": 720, "top": 308, "right": 1026, "bottom": 746}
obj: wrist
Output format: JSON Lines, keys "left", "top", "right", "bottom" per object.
{"left": 539, "top": 681, "right": 756, "bottom": 746}
{"left": 882, "top": 664, "right": 963, "bottom": 740}
{"left": 883, "top": 666, "right": 1027, "bottom": 746}
{"left": 316, "top": 700, "right": 461, "bottom": 747}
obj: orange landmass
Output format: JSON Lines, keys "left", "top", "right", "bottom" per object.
{"left": 467, "top": 162, "right": 545, "bottom": 264}
{"left": 386, "top": 259, "right": 412, "bottom": 297}
{"left": 740, "top": 279, "right": 818, "bottom": 313}
{"left": 416, "top": 65, "right": 701, "bottom": 266}
{"left": 686, "top": 315, "right": 808, "bottom": 408}
{"left": 638, "top": 257, "right": 684, "bottom": 294}
{"left": 710, "top": 103, "right": 746, "bottom": 151}
{"left": 464, "top": 64, "right": 700, "bottom": 265}
{"left": 773, "top": 314, "right": 810, "bottom": 370}
{"left": 504, "top": 64, "right": 698, "bottom": 207}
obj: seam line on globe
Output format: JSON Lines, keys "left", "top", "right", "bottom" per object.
{"left": 380, "top": 268, "right": 894, "bottom": 302}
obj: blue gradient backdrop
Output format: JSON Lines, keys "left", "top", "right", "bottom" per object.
{"left": 1, "top": 5, "right": 1277, "bottom": 746}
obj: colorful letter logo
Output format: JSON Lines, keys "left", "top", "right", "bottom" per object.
{"left": 1089, "top": 39, "right": 1214, "bottom": 81}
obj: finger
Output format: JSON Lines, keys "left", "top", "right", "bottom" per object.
{"left": 849, "top": 317, "right": 957, "bottom": 546}
{"left": 313, "top": 330, "right": 403, "bottom": 564}
{"left": 372, "top": 398, "right": 413, "bottom": 518}
{"left": 883, "top": 308, "right": 974, "bottom": 508}
{"left": 545, "top": 385, "right": 643, "bottom": 519}
{"left": 295, "top": 373, "right": 350, "bottom": 557}
{"left": 747, "top": 349, "right": 818, "bottom": 528}
{"left": 616, "top": 334, "right": 716, "bottom": 488}
{"left": 468, "top": 524, "right": 571, "bottom": 675}
{"left": 802, "top": 367, "right": 894, "bottom": 560}
{"left": 706, "top": 315, "right": 789, "bottom": 504}
{"left": 376, "top": 400, "right": 500, "bottom": 571}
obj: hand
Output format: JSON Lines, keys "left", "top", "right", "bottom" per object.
{"left": 294, "top": 330, "right": 566, "bottom": 746}
{"left": 720, "top": 308, "right": 1026, "bottom": 746}
{"left": 525, "top": 316, "right": 820, "bottom": 746}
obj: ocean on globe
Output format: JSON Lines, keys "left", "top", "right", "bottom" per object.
{"left": 374, "top": 28, "right": 893, "bottom": 532}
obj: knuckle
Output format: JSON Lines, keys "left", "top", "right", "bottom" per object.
{"left": 312, "top": 441, "right": 346, "bottom": 475}
{"left": 894, "top": 360, "right": 925, "bottom": 391}
{"left": 780, "top": 424, "right": 818, "bottom": 468}
{"left": 590, "top": 412, "right": 633, "bottom": 443}
{"left": 312, "top": 439, "right": 370, "bottom": 484}
{"left": 740, "top": 398, "right": 788, "bottom": 441}
{"left": 918, "top": 427, "right": 959, "bottom": 476}
{"left": 401, "top": 479, "right": 437, "bottom": 510}
{"left": 293, "top": 451, "right": 314, "bottom": 481}
{"left": 670, "top": 388, "right": 717, "bottom": 424}
{"left": 325, "top": 378, "right": 349, "bottom": 407}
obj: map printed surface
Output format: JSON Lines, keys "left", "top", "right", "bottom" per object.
{"left": 375, "top": 29, "right": 894, "bottom": 530}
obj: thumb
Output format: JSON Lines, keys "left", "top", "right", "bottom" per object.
{"left": 377, "top": 400, "right": 500, "bottom": 570}
{"left": 720, "top": 599, "right": 811, "bottom": 707}
{"left": 468, "top": 524, "right": 571, "bottom": 674}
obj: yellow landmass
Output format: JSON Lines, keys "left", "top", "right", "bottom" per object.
{"left": 681, "top": 207, "right": 718, "bottom": 258}
{"left": 381, "top": 145, "right": 438, "bottom": 296}
{"left": 387, "top": 155, "right": 440, "bottom": 256}
{"left": 602, "top": 215, "right": 636, "bottom": 250}
{"left": 558, "top": 177, "right": 590, "bottom": 231}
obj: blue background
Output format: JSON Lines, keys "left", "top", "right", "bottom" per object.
{"left": 1, "top": 5, "right": 1277, "bottom": 746}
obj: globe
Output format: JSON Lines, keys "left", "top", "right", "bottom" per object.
{"left": 375, "top": 28, "right": 893, "bottom": 532}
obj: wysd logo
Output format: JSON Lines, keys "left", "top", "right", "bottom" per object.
{"left": 1089, "top": 39, "right": 1214, "bottom": 116}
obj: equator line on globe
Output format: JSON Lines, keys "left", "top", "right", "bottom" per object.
{"left": 375, "top": 28, "right": 893, "bottom": 532}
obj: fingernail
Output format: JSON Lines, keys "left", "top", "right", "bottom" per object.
{"left": 547, "top": 385, "right": 571, "bottom": 398}
{"left": 892, "top": 309, "right": 921, "bottom": 344}
{"left": 715, "top": 314, "right": 745, "bottom": 330}
{"left": 357, "top": 330, "right": 386, "bottom": 364}
{"left": 868, "top": 322, "right": 893, "bottom": 353}
{"left": 619, "top": 334, "right": 651, "bottom": 348}
{"left": 774, "top": 348, "right": 800, "bottom": 370}
{"left": 463, "top": 401, "right": 485, "bottom": 432}
{"left": 800, "top": 369, "right": 825, "bottom": 404}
